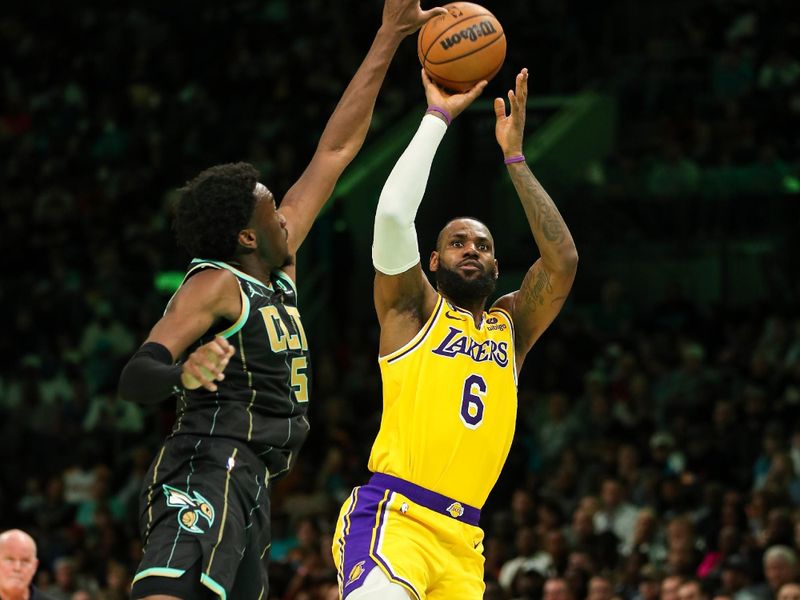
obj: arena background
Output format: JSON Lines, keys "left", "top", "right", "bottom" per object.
{"left": 2, "top": 0, "right": 799, "bottom": 598}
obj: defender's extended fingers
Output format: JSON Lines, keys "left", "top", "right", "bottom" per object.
{"left": 507, "top": 89, "right": 517, "bottom": 112}
{"left": 517, "top": 68, "right": 529, "bottom": 98}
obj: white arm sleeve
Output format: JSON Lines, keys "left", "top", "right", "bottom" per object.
{"left": 372, "top": 114, "right": 448, "bottom": 275}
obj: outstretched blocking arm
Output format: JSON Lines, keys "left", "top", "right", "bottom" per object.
{"left": 374, "top": 72, "right": 486, "bottom": 355}
{"left": 278, "top": 0, "right": 447, "bottom": 281}
{"left": 492, "top": 69, "right": 578, "bottom": 366}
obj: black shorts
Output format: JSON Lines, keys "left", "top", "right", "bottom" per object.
{"left": 131, "top": 435, "right": 272, "bottom": 599}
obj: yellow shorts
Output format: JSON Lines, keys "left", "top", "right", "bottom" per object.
{"left": 332, "top": 473, "right": 485, "bottom": 599}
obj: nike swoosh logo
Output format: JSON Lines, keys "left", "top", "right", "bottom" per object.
{"left": 445, "top": 311, "right": 466, "bottom": 321}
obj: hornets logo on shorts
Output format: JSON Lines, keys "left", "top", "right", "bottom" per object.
{"left": 163, "top": 485, "right": 216, "bottom": 534}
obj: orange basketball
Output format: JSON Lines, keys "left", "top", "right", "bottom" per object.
{"left": 417, "top": 2, "right": 506, "bottom": 92}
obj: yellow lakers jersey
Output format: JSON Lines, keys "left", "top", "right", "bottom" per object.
{"left": 368, "top": 294, "right": 518, "bottom": 508}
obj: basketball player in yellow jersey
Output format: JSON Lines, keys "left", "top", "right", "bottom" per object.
{"left": 332, "top": 68, "right": 578, "bottom": 599}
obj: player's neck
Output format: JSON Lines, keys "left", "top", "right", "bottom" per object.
{"left": 233, "top": 255, "right": 274, "bottom": 287}
{"left": 442, "top": 293, "right": 487, "bottom": 327}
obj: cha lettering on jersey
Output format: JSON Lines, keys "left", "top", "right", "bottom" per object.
{"left": 258, "top": 305, "right": 308, "bottom": 353}
{"left": 432, "top": 326, "right": 509, "bottom": 367}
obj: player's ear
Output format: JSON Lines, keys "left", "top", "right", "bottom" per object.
{"left": 238, "top": 227, "right": 257, "bottom": 249}
{"left": 430, "top": 250, "right": 439, "bottom": 272}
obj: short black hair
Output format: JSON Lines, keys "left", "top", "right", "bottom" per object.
{"left": 174, "top": 162, "right": 259, "bottom": 260}
{"left": 435, "top": 216, "right": 492, "bottom": 252}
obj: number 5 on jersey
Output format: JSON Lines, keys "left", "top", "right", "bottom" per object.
{"left": 291, "top": 356, "right": 308, "bottom": 403}
{"left": 259, "top": 305, "right": 309, "bottom": 403}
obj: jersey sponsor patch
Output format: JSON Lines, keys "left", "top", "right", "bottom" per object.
{"left": 163, "top": 485, "right": 216, "bottom": 534}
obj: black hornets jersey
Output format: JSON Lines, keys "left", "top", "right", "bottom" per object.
{"left": 168, "top": 259, "right": 311, "bottom": 478}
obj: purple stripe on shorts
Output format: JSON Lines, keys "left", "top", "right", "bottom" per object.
{"left": 369, "top": 472, "right": 481, "bottom": 526}
{"left": 370, "top": 492, "right": 421, "bottom": 599}
{"left": 340, "top": 487, "right": 379, "bottom": 596}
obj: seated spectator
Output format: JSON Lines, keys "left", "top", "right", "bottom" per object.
{"left": 634, "top": 564, "right": 664, "bottom": 600}
{"left": 662, "top": 575, "right": 685, "bottom": 600}
{"left": 679, "top": 579, "right": 709, "bottom": 600}
{"left": 736, "top": 546, "right": 798, "bottom": 600}
{"left": 594, "top": 477, "right": 639, "bottom": 554}
{"left": 777, "top": 584, "right": 800, "bottom": 600}
{"left": 544, "top": 577, "right": 575, "bottom": 600}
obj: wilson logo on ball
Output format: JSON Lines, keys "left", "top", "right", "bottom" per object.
{"left": 418, "top": 2, "right": 506, "bottom": 92}
{"left": 440, "top": 21, "right": 498, "bottom": 50}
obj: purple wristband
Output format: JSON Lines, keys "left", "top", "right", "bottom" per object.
{"left": 504, "top": 154, "right": 526, "bottom": 165}
{"left": 426, "top": 105, "right": 452, "bottom": 126}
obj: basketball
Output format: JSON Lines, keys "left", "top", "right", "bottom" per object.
{"left": 417, "top": 2, "right": 506, "bottom": 92}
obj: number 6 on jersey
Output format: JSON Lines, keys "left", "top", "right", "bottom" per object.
{"left": 460, "top": 374, "right": 486, "bottom": 429}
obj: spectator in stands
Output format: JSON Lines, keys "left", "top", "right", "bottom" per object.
{"left": 679, "top": 580, "right": 709, "bottom": 600}
{"left": 588, "top": 575, "right": 614, "bottom": 600}
{"left": 0, "top": 529, "right": 53, "bottom": 600}
{"left": 737, "top": 546, "right": 798, "bottom": 600}
{"left": 777, "top": 583, "right": 800, "bottom": 600}
{"left": 662, "top": 575, "right": 686, "bottom": 600}
{"left": 594, "top": 477, "right": 639, "bottom": 553}
{"left": 544, "top": 577, "right": 574, "bottom": 600}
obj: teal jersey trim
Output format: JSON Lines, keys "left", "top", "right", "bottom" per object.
{"left": 186, "top": 260, "right": 253, "bottom": 339}
{"left": 200, "top": 572, "right": 227, "bottom": 599}
{"left": 272, "top": 269, "right": 298, "bottom": 299}
{"left": 190, "top": 259, "right": 273, "bottom": 291}
{"left": 217, "top": 285, "right": 250, "bottom": 339}
{"left": 132, "top": 566, "right": 186, "bottom": 584}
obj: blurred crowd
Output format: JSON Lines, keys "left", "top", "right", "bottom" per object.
{"left": 1, "top": 0, "right": 799, "bottom": 599}
{"left": 587, "top": 0, "right": 800, "bottom": 200}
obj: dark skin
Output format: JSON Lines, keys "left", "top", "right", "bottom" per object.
{"left": 135, "top": 2, "right": 448, "bottom": 598}
{"left": 375, "top": 69, "right": 578, "bottom": 375}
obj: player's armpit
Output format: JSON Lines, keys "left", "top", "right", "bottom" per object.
{"left": 374, "top": 265, "right": 438, "bottom": 356}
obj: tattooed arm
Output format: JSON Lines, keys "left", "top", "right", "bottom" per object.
{"left": 492, "top": 69, "right": 578, "bottom": 371}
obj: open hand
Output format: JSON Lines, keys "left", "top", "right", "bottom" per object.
{"left": 422, "top": 69, "right": 487, "bottom": 122}
{"left": 181, "top": 336, "right": 235, "bottom": 392}
{"left": 494, "top": 68, "right": 528, "bottom": 158}
{"left": 383, "top": 0, "right": 448, "bottom": 36}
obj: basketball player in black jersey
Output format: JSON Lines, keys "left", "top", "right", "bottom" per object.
{"left": 118, "top": 2, "right": 448, "bottom": 598}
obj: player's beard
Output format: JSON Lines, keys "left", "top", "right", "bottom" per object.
{"left": 435, "top": 262, "right": 497, "bottom": 306}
